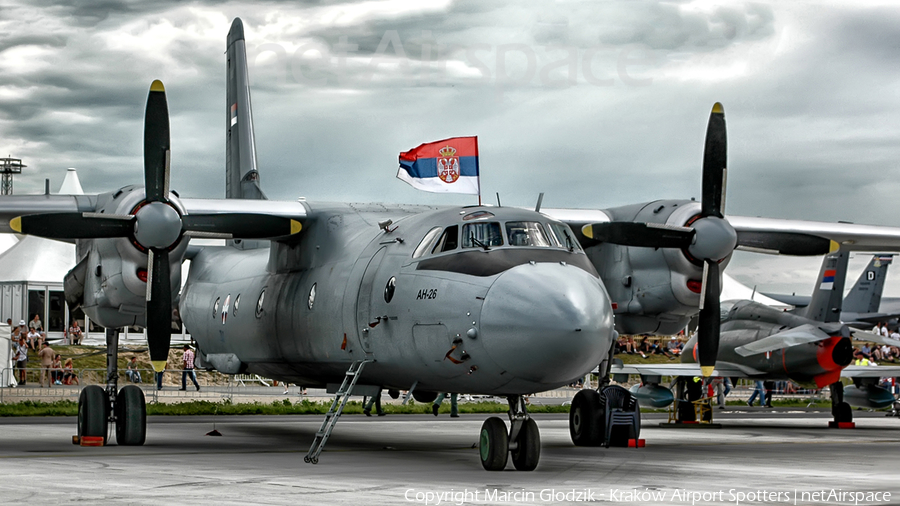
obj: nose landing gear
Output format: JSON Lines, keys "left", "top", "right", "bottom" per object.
{"left": 479, "top": 395, "right": 541, "bottom": 471}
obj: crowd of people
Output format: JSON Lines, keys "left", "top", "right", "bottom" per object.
{"left": 615, "top": 334, "right": 684, "bottom": 359}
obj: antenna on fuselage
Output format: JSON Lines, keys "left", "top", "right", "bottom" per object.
{"left": 495, "top": 192, "right": 501, "bottom": 207}
{"left": 534, "top": 192, "right": 544, "bottom": 213}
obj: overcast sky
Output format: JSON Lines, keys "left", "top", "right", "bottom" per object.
{"left": 1, "top": 0, "right": 899, "bottom": 296}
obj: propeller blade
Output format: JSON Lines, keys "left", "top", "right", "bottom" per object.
{"left": 182, "top": 214, "right": 302, "bottom": 239}
{"left": 144, "top": 80, "right": 170, "bottom": 203}
{"left": 697, "top": 259, "right": 721, "bottom": 376}
{"left": 146, "top": 248, "right": 172, "bottom": 372}
{"left": 701, "top": 102, "right": 726, "bottom": 218}
{"left": 582, "top": 222, "right": 694, "bottom": 248}
{"left": 11, "top": 213, "right": 134, "bottom": 239}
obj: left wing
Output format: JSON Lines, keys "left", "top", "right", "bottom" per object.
{"left": 841, "top": 365, "right": 900, "bottom": 378}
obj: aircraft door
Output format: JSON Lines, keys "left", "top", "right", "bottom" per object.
{"left": 356, "top": 247, "right": 387, "bottom": 352}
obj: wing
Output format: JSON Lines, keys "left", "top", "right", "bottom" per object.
{"left": 841, "top": 365, "right": 900, "bottom": 378}
{"left": 607, "top": 362, "right": 765, "bottom": 378}
{"left": 545, "top": 207, "right": 900, "bottom": 254}
{"left": 733, "top": 324, "right": 833, "bottom": 357}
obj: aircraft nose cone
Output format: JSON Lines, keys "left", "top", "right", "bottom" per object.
{"left": 480, "top": 262, "right": 614, "bottom": 385}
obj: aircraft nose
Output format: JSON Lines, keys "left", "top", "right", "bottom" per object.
{"left": 480, "top": 262, "right": 614, "bottom": 386}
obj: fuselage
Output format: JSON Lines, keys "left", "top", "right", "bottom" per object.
{"left": 180, "top": 202, "right": 615, "bottom": 395}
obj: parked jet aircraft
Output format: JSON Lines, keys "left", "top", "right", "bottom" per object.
{"left": 763, "top": 254, "right": 900, "bottom": 327}
{"left": 614, "top": 251, "right": 900, "bottom": 421}
{"left": 6, "top": 18, "right": 900, "bottom": 469}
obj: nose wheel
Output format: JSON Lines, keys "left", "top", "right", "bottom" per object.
{"left": 479, "top": 395, "right": 541, "bottom": 471}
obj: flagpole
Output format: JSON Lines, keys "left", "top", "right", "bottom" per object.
{"left": 475, "top": 136, "right": 482, "bottom": 206}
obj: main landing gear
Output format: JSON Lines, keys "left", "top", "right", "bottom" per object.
{"left": 829, "top": 381, "right": 852, "bottom": 425}
{"left": 77, "top": 329, "right": 146, "bottom": 446}
{"left": 479, "top": 395, "right": 540, "bottom": 471}
{"left": 569, "top": 386, "right": 641, "bottom": 447}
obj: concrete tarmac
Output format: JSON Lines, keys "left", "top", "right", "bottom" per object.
{"left": 1, "top": 409, "right": 899, "bottom": 505}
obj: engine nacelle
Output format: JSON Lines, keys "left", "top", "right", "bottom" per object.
{"left": 587, "top": 199, "right": 730, "bottom": 335}
{"left": 66, "top": 185, "right": 188, "bottom": 328}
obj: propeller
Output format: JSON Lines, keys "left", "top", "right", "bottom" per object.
{"left": 583, "top": 103, "right": 734, "bottom": 376}
{"left": 9, "top": 80, "right": 302, "bottom": 372}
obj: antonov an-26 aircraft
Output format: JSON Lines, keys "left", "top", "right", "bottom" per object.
{"left": 6, "top": 18, "right": 900, "bottom": 471}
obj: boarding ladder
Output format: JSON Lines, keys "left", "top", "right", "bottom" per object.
{"left": 304, "top": 355, "right": 373, "bottom": 464}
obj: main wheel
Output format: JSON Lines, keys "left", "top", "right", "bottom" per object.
{"left": 511, "top": 418, "right": 540, "bottom": 471}
{"left": 569, "top": 389, "right": 603, "bottom": 446}
{"left": 479, "top": 417, "right": 509, "bottom": 471}
{"left": 833, "top": 401, "right": 853, "bottom": 424}
{"left": 116, "top": 385, "right": 147, "bottom": 446}
{"left": 78, "top": 385, "right": 108, "bottom": 444}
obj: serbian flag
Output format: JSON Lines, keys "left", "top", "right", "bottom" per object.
{"left": 397, "top": 136, "right": 480, "bottom": 195}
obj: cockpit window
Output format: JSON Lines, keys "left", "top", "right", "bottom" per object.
{"left": 413, "top": 227, "right": 442, "bottom": 259}
{"left": 462, "top": 222, "right": 503, "bottom": 249}
{"left": 505, "top": 221, "right": 551, "bottom": 247}
{"left": 548, "top": 222, "right": 582, "bottom": 252}
{"left": 463, "top": 210, "right": 495, "bottom": 221}
{"left": 431, "top": 225, "right": 459, "bottom": 254}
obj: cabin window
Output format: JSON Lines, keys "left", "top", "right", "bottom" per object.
{"left": 431, "top": 225, "right": 459, "bottom": 254}
{"left": 462, "top": 222, "right": 503, "bottom": 249}
{"left": 505, "top": 221, "right": 551, "bottom": 247}
{"left": 413, "top": 227, "right": 442, "bottom": 258}
{"left": 213, "top": 297, "right": 220, "bottom": 318}
{"left": 462, "top": 210, "right": 495, "bottom": 221}
{"left": 384, "top": 276, "right": 396, "bottom": 303}
{"left": 256, "top": 288, "right": 266, "bottom": 318}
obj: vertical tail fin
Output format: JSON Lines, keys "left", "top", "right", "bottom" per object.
{"left": 798, "top": 250, "right": 849, "bottom": 322}
{"left": 226, "top": 18, "right": 266, "bottom": 201}
{"left": 842, "top": 254, "right": 893, "bottom": 313}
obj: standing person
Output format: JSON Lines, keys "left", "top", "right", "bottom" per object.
{"left": 763, "top": 380, "right": 776, "bottom": 408}
{"left": 747, "top": 380, "right": 765, "bottom": 407}
{"left": 14, "top": 336, "right": 28, "bottom": 385}
{"left": 432, "top": 392, "right": 459, "bottom": 417}
{"left": 51, "top": 354, "right": 63, "bottom": 385}
{"left": 180, "top": 345, "right": 200, "bottom": 391}
{"left": 68, "top": 320, "right": 83, "bottom": 346}
{"left": 363, "top": 388, "right": 386, "bottom": 416}
{"left": 38, "top": 342, "right": 55, "bottom": 388}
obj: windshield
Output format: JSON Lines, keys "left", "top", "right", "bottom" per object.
{"left": 462, "top": 222, "right": 503, "bottom": 249}
{"left": 548, "top": 222, "right": 581, "bottom": 251}
{"left": 505, "top": 221, "right": 552, "bottom": 247}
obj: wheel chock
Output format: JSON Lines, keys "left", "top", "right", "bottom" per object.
{"left": 827, "top": 421, "right": 855, "bottom": 429}
{"left": 628, "top": 439, "right": 646, "bottom": 448}
{"left": 79, "top": 436, "right": 105, "bottom": 447}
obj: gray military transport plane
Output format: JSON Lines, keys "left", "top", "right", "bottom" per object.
{"left": 6, "top": 18, "right": 900, "bottom": 471}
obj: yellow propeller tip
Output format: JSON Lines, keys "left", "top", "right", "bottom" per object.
{"left": 829, "top": 240, "right": 840, "bottom": 253}
{"left": 712, "top": 102, "right": 724, "bottom": 114}
{"left": 9, "top": 217, "right": 21, "bottom": 233}
{"left": 581, "top": 224, "right": 594, "bottom": 239}
{"left": 700, "top": 366, "right": 715, "bottom": 377}
{"left": 290, "top": 219, "right": 302, "bottom": 235}
{"left": 151, "top": 360, "right": 167, "bottom": 373}
{"left": 150, "top": 80, "right": 165, "bottom": 92}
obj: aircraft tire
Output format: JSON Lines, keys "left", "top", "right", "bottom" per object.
{"left": 569, "top": 389, "right": 603, "bottom": 446}
{"left": 833, "top": 401, "right": 852, "bottom": 424}
{"left": 479, "top": 417, "right": 509, "bottom": 471}
{"left": 115, "top": 385, "right": 146, "bottom": 446}
{"left": 511, "top": 417, "right": 540, "bottom": 471}
{"left": 78, "top": 385, "right": 108, "bottom": 444}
